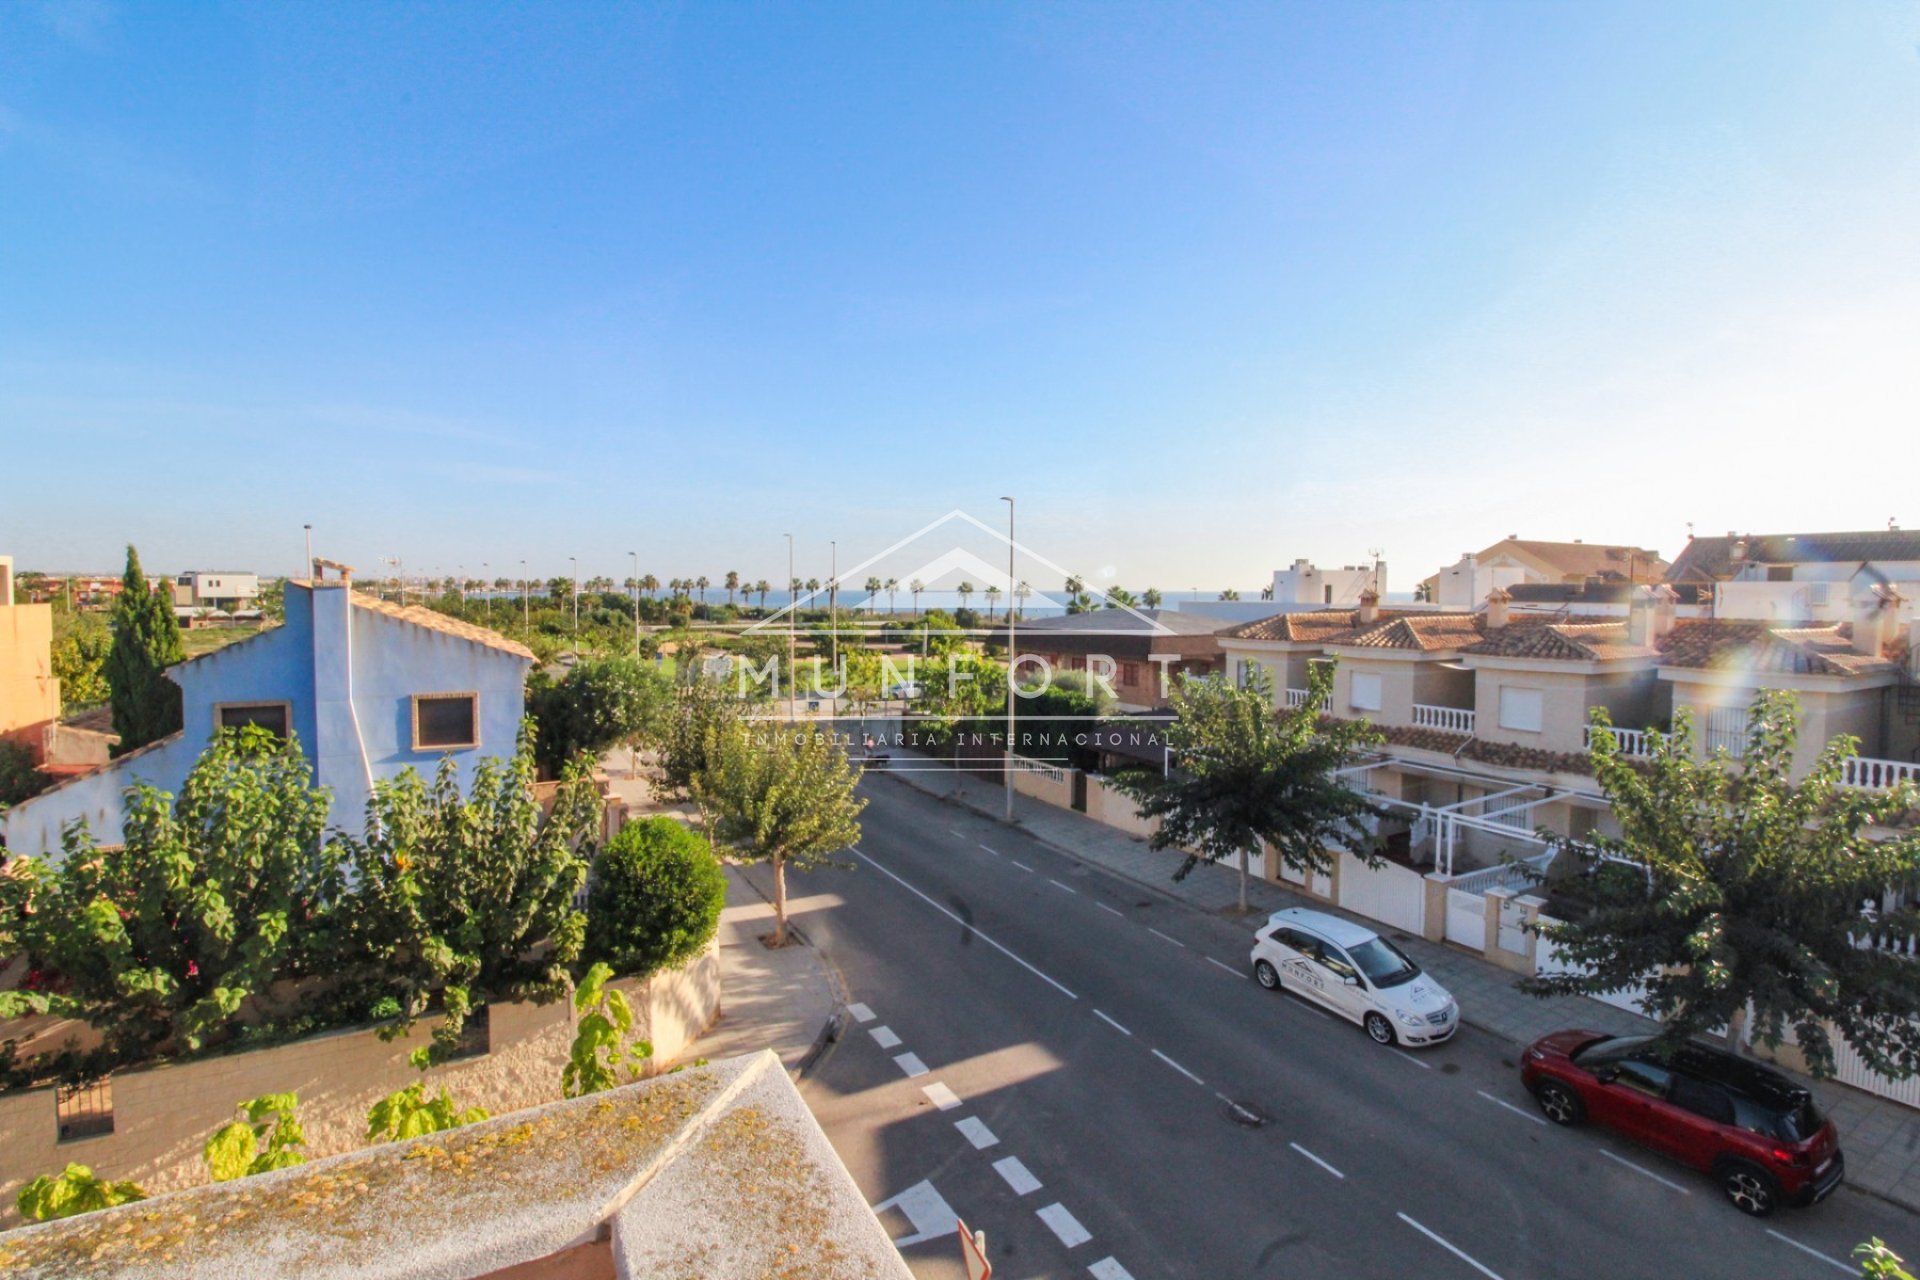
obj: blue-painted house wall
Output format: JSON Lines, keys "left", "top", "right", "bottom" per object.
{"left": 2, "top": 584, "right": 531, "bottom": 856}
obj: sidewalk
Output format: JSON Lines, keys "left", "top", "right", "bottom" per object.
{"left": 882, "top": 752, "right": 1920, "bottom": 1215}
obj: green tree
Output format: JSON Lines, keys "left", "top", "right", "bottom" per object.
{"left": 1859, "top": 1240, "right": 1916, "bottom": 1279}
{"left": 698, "top": 721, "right": 866, "bottom": 946}
{"left": 563, "top": 961, "right": 653, "bottom": 1097}
{"left": 15, "top": 1164, "right": 146, "bottom": 1222}
{"left": 1141, "top": 587, "right": 1163, "bottom": 609}
{"left": 0, "top": 727, "right": 341, "bottom": 1078}
{"left": 0, "top": 739, "right": 47, "bottom": 809}
{"left": 336, "top": 739, "right": 599, "bottom": 1067}
{"left": 1218, "top": 587, "right": 1241, "bottom": 601}
{"left": 1105, "top": 586, "right": 1135, "bottom": 609}
{"left": 655, "top": 676, "right": 744, "bottom": 804}
{"left": 204, "top": 1092, "right": 307, "bottom": 1181}
{"left": 1524, "top": 695, "right": 1920, "bottom": 1076}
{"left": 52, "top": 608, "right": 112, "bottom": 707}
{"left": 104, "top": 545, "right": 185, "bottom": 753}
{"left": 366, "top": 1081, "right": 488, "bottom": 1142}
{"left": 526, "top": 655, "right": 671, "bottom": 776}
{"left": 865, "top": 576, "right": 884, "bottom": 615}
{"left": 1110, "top": 662, "right": 1382, "bottom": 914}
{"left": 585, "top": 817, "right": 726, "bottom": 977}
{"left": 725, "top": 570, "right": 741, "bottom": 606}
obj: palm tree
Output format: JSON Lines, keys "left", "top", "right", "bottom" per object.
{"left": 1219, "top": 588, "right": 1241, "bottom": 601}
{"left": 1016, "top": 580, "right": 1031, "bottom": 619}
{"left": 985, "top": 584, "right": 1001, "bottom": 618}
{"left": 864, "top": 576, "right": 883, "bottom": 616}
{"left": 957, "top": 581, "right": 974, "bottom": 613}
{"left": 885, "top": 577, "right": 899, "bottom": 614}
{"left": 805, "top": 577, "right": 820, "bottom": 602}
{"left": 756, "top": 579, "right": 771, "bottom": 610}
{"left": 696, "top": 575, "right": 710, "bottom": 605}
{"left": 790, "top": 576, "right": 803, "bottom": 607}
{"left": 909, "top": 578, "right": 925, "bottom": 616}
{"left": 641, "top": 574, "right": 659, "bottom": 599}
{"left": 725, "top": 571, "right": 740, "bottom": 606}
{"left": 1106, "top": 586, "right": 1135, "bottom": 609}
{"left": 1260, "top": 583, "right": 1275, "bottom": 601}
{"left": 1142, "top": 587, "right": 1162, "bottom": 609}
{"left": 1065, "top": 575, "right": 1083, "bottom": 598}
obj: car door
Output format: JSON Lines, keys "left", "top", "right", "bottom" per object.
{"left": 1653, "top": 1073, "right": 1734, "bottom": 1172}
{"left": 1309, "top": 940, "right": 1371, "bottom": 1023}
{"left": 1587, "top": 1057, "right": 1673, "bottom": 1150}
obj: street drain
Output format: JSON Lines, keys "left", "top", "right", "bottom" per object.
{"left": 1220, "top": 1098, "right": 1268, "bottom": 1128}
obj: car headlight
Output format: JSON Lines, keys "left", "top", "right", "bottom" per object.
{"left": 1397, "top": 1010, "right": 1428, "bottom": 1027}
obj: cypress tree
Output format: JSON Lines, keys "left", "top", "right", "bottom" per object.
{"left": 104, "top": 545, "right": 185, "bottom": 754}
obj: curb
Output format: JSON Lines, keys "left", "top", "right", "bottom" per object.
{"left": 723, "top": 863, "right": 848, "bottom": 1081}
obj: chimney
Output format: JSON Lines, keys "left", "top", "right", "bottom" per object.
{"left": 1485, "top": 587, "right": 1511, "bottom": 630}
{"left": 1628, "top": 585, "right": 1653, "bottom": 646}
{"left": 1649, "top": 584, "right": 1677, "bottom": 643}
{"left": 1356, "top": 588, "right": 1380, "bottom": 626}
{"left": 1856, "top": 586, "right": 1902, "bottom": 658}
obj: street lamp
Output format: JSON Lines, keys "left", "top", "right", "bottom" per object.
{"left": 521, "top": 560, "right": 529, "bottom": 631}
{"left": 482, "top": 563, "right": 490, "bottom": 618}
{"left": 786, "top": 533, "right": 796, "bottom": 720}
{"left": 629, "top": 550, "right": 640, "bottom": 657}
{"left": 829, "top": 539, "right": 838, "bottom": 675}
{"left": 569, "top": 556, "right": 579, "bottom": 638}
{"left": 1002, "top": 496, "right": 1016, "bottom": 822}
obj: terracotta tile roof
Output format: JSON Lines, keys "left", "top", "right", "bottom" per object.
{"left": 1464, "top": 620, "right": 1657, "bottom": 663}
{"left": 1667, "top": 529, "right": 1920, "bottom": 582}
{"left": 1655, "top": 620, "right": 1898, "bottom": 677}
{"left": 1340, "top": 613, "right": 1485, "bottom": 652}
{"left": 350, "top": 592, "right": 536, "bottom": 660}
{"left": 1222, "top": 609, "right": 1372, "bottom": 642}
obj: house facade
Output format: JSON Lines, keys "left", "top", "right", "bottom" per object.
{"left": 991, "top": 609, "right": 1234, "bottom": 712}
{"left": 172, "top": 569, "right": 262, "bottom": 614}
{"left": 1427, "top": 538, "right": 1667, "bottom": 609}
{"left": 1667, "top": 528, "right": 1920, "bottom": 625}
{"left": 0, "top": 557, "right": 62, "bottom": 758}
{"left": 2, "top": 565, "right": 532, "bottom": 856}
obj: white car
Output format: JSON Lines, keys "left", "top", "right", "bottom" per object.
{"left": 1250, "top": 907, "right": 1459, "bottom": 1047}
{"left": 885, "top": 681, "right": 922, "bottom": 699}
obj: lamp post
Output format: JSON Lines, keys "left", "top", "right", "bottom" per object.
{"left": 786, "top": 533, "right": 796, "bottom": 720}
{"left": 520, "top": 560, "right": 529, "bottom": 631}
{"left": 830, "top": 539, "right": 838, "bottom": 675}
{"left": 569, "top": 556, "right": 579, "bottom": 638}
{"left": 482, "top": 563, "right": 490, "bottom": 618}
{"left": 629, "top": 550, "right": 640, "bottom": 657}
{"left": 1001, "top": 495, "right": 1016, "bottom": 822}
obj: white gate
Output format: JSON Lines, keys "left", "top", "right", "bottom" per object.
{"left": 1278, "top": 859, "right": 1332, "bottom": 900}
{"left": 1832, "top": 1025, "right": 1920, "bottom": 1109}
{"left": 1337, "top": 852, "right": 1427, "bottom": 935}
{"left": 1535, "top": 922, "right": 1652, "bottom": 1016}
{"left": 1445, "top": 890, "right": 1485, "bottom": 949}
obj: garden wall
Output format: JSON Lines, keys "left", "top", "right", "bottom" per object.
{"left": 0, "top": 940, "right": 720, "bottom": 1224}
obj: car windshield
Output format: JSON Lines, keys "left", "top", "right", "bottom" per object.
{"left": 1347, "top": 937, "right": 1419, "bottom": 988}
{"left": 1570, "top": 1034, "right": 1653, "bottom": 1066}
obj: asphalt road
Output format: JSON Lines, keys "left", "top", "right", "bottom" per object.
{"left": 786, "top": 776, "right": 1919, "bottom": 1280}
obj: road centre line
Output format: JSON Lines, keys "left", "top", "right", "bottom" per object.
{"left": 1151, "top": 1049, "right": 1204, "bottom": 1085}
{"left": 1011, "top": 860, "right": 1036, "bottom": 873}
{"left": 853, "top": 849, "right": 1079, "bottom": 999}
{"left": 1093, "top": 1010, "right": 1133, "bottom": 1036}
{"left": 1096, "top": 902, "right": 1126, "bottom": 917}
{"left": 1391, "top": 1048, "right": 1432, "bottom": 1070}
{"left": 1288, "top": 1142, "right": 1346, "bottom": 1179}
{"left": 1764, "top": 1229, "right": 1855, "bottom": 1274}
{"left": 977, "top": 843, "right": 1002, "bottom": 857}
{"left": 1397, "top": 1213, "right": 1507, "bottom": 1280}
{"left": 1475, "top": 1089, "right": 1547, "bottom": 1126}
{"left": 1598, "top": 1148, "right": 1690, "bottom": 1193}
{"left": 1147, "top": 927, "right": 1186, "bottom": 949}
{"left": 1048, "top": 878, "right": 1079, "bottom": 894}
{"left": 1205, "top": 956, "right": 1243, "bottom": 976}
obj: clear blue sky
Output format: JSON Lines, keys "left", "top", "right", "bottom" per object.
{"left": 5, "top": 2, "right": 1918, "bottom": 593}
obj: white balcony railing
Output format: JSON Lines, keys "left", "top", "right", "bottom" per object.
{"left": 1841, "top": 756, "right": 1920, "bottom": 791}
{"left": 1585, "top": 725, "right": 1656, "bottom": 758}
{"left": 1411, "top": 704, "right": 1475, "bottom": 734}
{"left": 1284, "top": 688, "right": 1331, "bottom": 713}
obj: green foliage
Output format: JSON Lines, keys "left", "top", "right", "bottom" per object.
{"left": 334, "top": 735, "right": 598, "bottom": 1067}
{"left": 1525, "top": 695, "right": 1920, "bottom": 1077}
{"left": 585, "top": 817, "right": 726, "bottom": 978}
{"left": 1109, "top": 662, "right": 1382, "bottom": 912}
{"left": 52, "top": 608, "right": 112, "bottom": 707}
{"left": 1859, "top": 1239, "right": 1916, "bottom": 1279}
{"left": 365, "top": 1081, "right": 488, "bottom": 1142}
{"left": 0, "top": 739, "right": 48, "bottom": 809}
{"left": 15, "top": 1163, "right": 146, "bottom": 1222}
{"left": 0, "top": 727, "right": 341, "bottom": 1079}
{"left": 104, "top": 545, "right": 185, "bottom": 753}
{"left": 205, "top": 1092, "right": 307, "bottom": 1181}
{"left": 698, "top": 720, "right": 865, "bottom": 945}
{"left": 527, "top": 655, "right": 671, "bottom": 776}
{"left": 655, "top": 677, "right": 743, "bottom": 801}
{"left": 563, "top": 962, "right": 652, "bottom": 1097}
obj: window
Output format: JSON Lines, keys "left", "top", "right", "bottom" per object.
{"left": 1349, "top": 672, "right": 1382, "bottom": 712}
{"left": 215, "top": 701, "right": 290, "bottom": 737}
{"left": 1610, "top": 1059, "right": 1672, "bottom": 1099}
{"left": 413, "top": 693, "right": 479, "bottom": 750}
{"left": 1767, "top": 565, "right": 1793, "bottom": 582}
{"left": 1121, "top": 663, "right": 1139, "bottom": 687}
{"left": 1311, "top": 941, "right": 1357, "bottom": 981}
{"left": 56, "top": 1080, "right": 114, "bottom": 1141}
{"left": 1498, "top": 687, "right": 1544, "bottom": 733}
{"left": 1669, "top": 1075, "right": 1735, "bottom": 1125}
{"left": 1324, "top": 584, "right": 1333, "bottom": 603}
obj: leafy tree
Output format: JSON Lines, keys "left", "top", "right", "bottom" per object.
{"left": 526, "top": 655, "right": 671, "bottom": 776}
{"left": 1859, "top": 1240, "right": 1915, "bottom": 1279}
{"left": 1218, "top": 587, "right": 1241, "bottom": 601}
{"left": 104, "top": 544, "right": 185, "bottom": 753}
{"left": 204, "top": 1092, "right": 307, "bottom": 1181}
{"left": 335, "top": 738, "right": 599, "bottom": 1067}
{"left": 15, "top": 1164, "right": 146, "bottom": 1222}
{"left": 366, "top": 1081, "right": 488, "bottom": 1142}
{"left": 1524, "top": 695, "right": 1920, "bottom": 1076}
{"left": 0, "top": 739, "right": 47, "bottom": 809}
{"left": 1105, "top": 586, "right": 1135, "bottom": 609}
{"left": 698, "top": 720, "right": 865, "bottom": 946}
{"left": 563, "top": 961, "right": 653, "bottom": 1097}
{"left": 52, "top": 608, "right": 112, "bottom": 707}
{"left": 0, "top": 727, "right": 341, "bottom": 1078}
{"left": 1110, "top": 662, "right": 1382, "bottom": 914}
{"left": 584, "top": 817, "right": 726, "bottom": 977}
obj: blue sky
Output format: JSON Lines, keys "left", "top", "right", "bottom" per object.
{"left": 5, "top": 2, "right": 1919, "bottom": 594}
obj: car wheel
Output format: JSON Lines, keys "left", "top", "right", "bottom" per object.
{"left": 1364, "top": 1012, "right": 1396, "bottom": 1046}
{"left": 1254, "top": 960, "right": 1281, "bottom": 991}
{"left": 1716, "top": 1161, "right": 1780, "bottom": 1217}
{"left": 1532, "top": 1080, "right": 1585, "bottom": 1126}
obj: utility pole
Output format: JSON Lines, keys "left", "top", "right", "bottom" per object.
{"left": 830, "top": 539, "right": 838, "bottom": 676}
{"left": 629, "top": 550, "right": 640, "bottom": 657}
{"left": 1002, "top": 495, "right": 1016, "bottom": 822}
{"left": 303, "top": 524, "right": 312, "bottom": 579}
{"left": 569, "top": 556, "right": 579, "bottom": 639}
{"left": 786, "top": 533, "right": 796, "bottom": 721}
{"left": 482, "top": 562, "right": 491, "bottom": 618}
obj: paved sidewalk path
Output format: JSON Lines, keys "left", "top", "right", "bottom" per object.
{"left": 879, "top": 751, "right": 1920, "bottom": 1214}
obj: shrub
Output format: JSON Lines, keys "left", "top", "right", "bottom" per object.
{"left": 16, "top": 1164, "right": 145, "bottom": 1222}
{"left": 584, "top": 818, "right": 725, "bottom": 978}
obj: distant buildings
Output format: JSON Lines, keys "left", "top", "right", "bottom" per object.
{"left": 1426, "top": 537, "right": 1666, "bottom": 609}
{"left": 171, "top": 569, "right": 262, "bottom": 617}
{"left": 1667, "top": 528, "right": 1920, "bottom": 624}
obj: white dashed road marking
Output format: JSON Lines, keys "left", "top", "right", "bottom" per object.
{"left": 1147, "top": 927, "right": 1186, "bottom": 949}
{"left": 954, "top": 1117, "right": 1000, "bottom": 1149}
{"left": 1205, "top": 956, "right": 1243, "bottom": 976}
{"left": 872, "top": 1179, "right": 959, "bottom": 1248}
{"left": 847, "top": 1003, "right": 875, "bottom": 1023}
{"left": 1088, "top": 1260, "right": 1136, "bottom": 1280}
{"left": 1391, "top": 1048, "right": 1432, "bottom": 1070}
{"left": 1151, "top": 1049, "right": 1204, "bottom": 1085}
{"left": 1288, "top": 1142, "right": 1345, "bottom": 1179}
{"left": 1765, "top": 1229, "right": 1855, "bottom": 1274}
{"left": 1475, "top": 1089, "right": 1547, "bottom": 1126}
{"left": 894, "top": 1052, "right": 929, "bottom": 1078}
{"left": 1048, "top": 878, "right": 1078, "bottom": 894}
{"left": 853, "top": 849, "right": 1080, "bottom": 999}
{"left": 977, "top": 843, "right": 1002, "bottom": 857}
{"left": 922, "top": 1082, "right": 962, "bottom": 1111}
{"left": 993, "top": 1156, "right": 1043, "bottom": 1195}
{"left": 870, "top": 1026, "right": 902, "bottom": 1049}
{"left": 1398, "top": 1212, "right": 1506, "bottom": 1280}
{"left": 1036, "top": 1202, "right": 1092, "bottom": 1249}
{"left": 1096, "top": 902, "right": 1126, "bottom": 917}
{"left": 1093, "top": 1010, "right": 1133, "bottom": 1036}
{"left": 1599, "top": 1148, "right": 1690, "bottom": 1193}
{"left": 1011, "top": 860, "right": 1036, "bottom": 873}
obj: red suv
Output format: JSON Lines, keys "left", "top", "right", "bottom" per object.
{"left": 1520, "top": 1030, "right": 1844, "bottom": 1216}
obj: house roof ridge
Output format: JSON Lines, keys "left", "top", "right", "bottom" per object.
{"left": 349, "top": 592, "right": 536, "bottom": 660}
